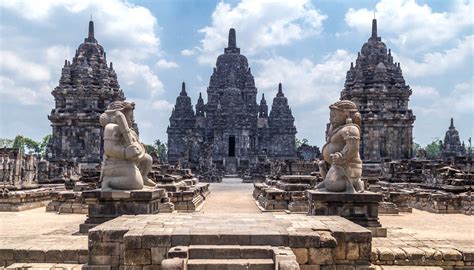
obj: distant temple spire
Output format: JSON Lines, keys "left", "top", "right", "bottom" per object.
{"left": 224, "top": 28, "right": 240, "bottom": 53}
{"left": 180, "top": 81, "right": 187, "bottom": 96}
{"left": 277, "top": 82, "right": 284, "bottom": 97}
{"left": 450, "top": 117, "right": 454, "bottom": 128}
{"left": 86, "top": 19, "right": 96, "bottom": 43}
{"left": 371, "top": 18, "right": 377, "bottom": 39}
{"left": 228, "top": 28, "right": 236, "bottom": 48}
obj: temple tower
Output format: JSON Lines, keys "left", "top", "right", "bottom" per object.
{"left": 441, "top": 118, "right": 466, "bottom": 158}
{"left": 269, "top": 83, "right": 297, "bottom": 158}
{"left": 167, "top": 82, "right": 196, "bottom": 163}
{"left": 47, "top": 20, "right": 125, "bottom": 166}
{"left": 167, "top": 29, "right": 297, "bottom": 172}
{"left": 341, "top": 19, "right": 415, "bottom": 161}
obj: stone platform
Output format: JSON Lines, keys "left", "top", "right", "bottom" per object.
{"left": 0, "top": 185, "right": 64, "bottom": 212}
{"left": 84, "top": 213, "right": 374, "bottom": 270}
{"left": 253, "top": 175, "right": 318, "bottom": 212}
{"left": 79, "top": 188, "right": 170, "bottom": 233}
{"left": 307, "top": 190, "right": 387, "bottom": 237}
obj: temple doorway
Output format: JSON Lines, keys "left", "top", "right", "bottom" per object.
{"left": 228, "top": 136, "right": 236, "bottom": 157}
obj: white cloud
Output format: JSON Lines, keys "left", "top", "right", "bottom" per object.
{"left": 195, "top": 0, "right": 327, "bottom": 65}
{"left": 151, "top": 99, "right": 174, "bottom": 111}
{"left": 0, "top": 0, "right": 163, "bottom": 104}
{"left": 0, "top": 0, "right": 160, "bottom": 55}
{"left": 156, "top": 59, "right": 179, "bottom": 69}
{"left": 181, "top": 49, "right": 196, "bottom": 56}
{"left": 0, "top": 50, "right": 51, "bottom": 82}
{"left": 255, "top": 49, "right": 355, "bottom": 105}
{"left": 345, "top": 0, "right": 473, "bottom": 50}
{"left": 411, "top": 85, "right": 440, "bottom": 100}
{"left": 397, "top": 35, "right": 474, "bottom": 77}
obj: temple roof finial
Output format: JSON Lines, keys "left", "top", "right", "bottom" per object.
{"left": 180, "top": 81, "right": 187, "bottom": 96}
{"left": 85, "top": 18, "right": 97, "bottom": 43}
{"left": 450, "top": 117, "right": 454, "bottom": 128}
{"left": 89, "top": 19, "right": 94, "bottom": 39}
{"left": 228, "top": 28, "right": 236, "bottom": 48}
{"left": 371, "top": 18, "right": 377, "bottom": 39}
{"left": 277, "top": 83, "right": 284, "bottom": 97}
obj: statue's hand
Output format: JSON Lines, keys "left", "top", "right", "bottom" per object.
{"left": 330, "top": 152, "right": 344, "bottom": 165}
{"left": 125, "top": 142, "right": 142, "bottom": 159}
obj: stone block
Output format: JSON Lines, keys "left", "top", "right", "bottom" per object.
{"left": 124, "top": 249, "right": 151, "bottom": 266}
{"left": 142, "top": 234, "right": 171, "bottom": 248}
{"left": 319, "top": 232, "right": 337, "bottom": 248}
{"left": 346, "top": 242, "right": 360, "bottom": 260}
{"left": 292, "top": 248, "right": 308, "bottom": 264}
{"left": 376, "top": 247, "right": 395, "bottom": 261}
{"left": 90, "top": 243, "right": 121, "bottom": 256}
{"left": 309, "top": 248, "right": 334, "bottom": 265}
{"left": 438, "top": 248, "right": 463, "bottom": 261}
{"left": 289, "top": 232, "right": 320, "bottom": 248}
{"left": 218, "top": 233, "right": 251, "bottom": 245}
{"left": 160, "top": 258, "right": 185, "bottom": 270}
{"left": 150, "top": 247, "right": 168, "bottom": 265}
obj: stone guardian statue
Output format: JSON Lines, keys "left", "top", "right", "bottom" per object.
{"left": 99, "top": 101, "right": 156, "bottom": 190}
{"left": 316, "top": 100, "right": 364, "bottom": 193}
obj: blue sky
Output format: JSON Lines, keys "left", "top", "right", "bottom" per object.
{"left": 0, "top": 0, "right": 473, "bottom": 148}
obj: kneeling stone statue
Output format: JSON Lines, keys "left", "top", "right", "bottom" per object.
{"left": 316, "top": 100, "right": 364, "bottom": 193}
{"left": 99, "top": 101, "right": 156, "bottom": 190}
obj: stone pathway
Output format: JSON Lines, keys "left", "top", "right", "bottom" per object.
{"left": 200, "top": 177, "right": 261, "bottom": 214}
{"left": 0, "top": 208, "right": 88, "bottom": 267}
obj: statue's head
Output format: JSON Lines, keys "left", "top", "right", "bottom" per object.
{"left": 100, "top": 101, "right": 135, "bottom": 127}
{"left": 329, "top": 100, "right": 361, "bottom": 128}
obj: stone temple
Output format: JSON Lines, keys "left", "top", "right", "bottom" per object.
{"left": 441, "top": 118, "right": 466, "bottom": 159}
{"left": 47, "top": 20, "right": 125, "bottom": 166}
{"left": 168, "top": 29, "right": 297, "bottom": 173}
{"left": 341, "top": 19, "right": 416, "bottom": 161}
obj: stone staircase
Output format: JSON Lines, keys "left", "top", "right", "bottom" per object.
{"left": 161, "top": 245, "right": 300, "bottom": 270}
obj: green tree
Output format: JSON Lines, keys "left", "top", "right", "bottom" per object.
{"left": 425, "top": 140, "right": 441, "bottom": 159}
{"left": 0, "top": 138, "right": 14, "bottom": 148}
{"left": 153, "top": 139, "right": 168, "bottom": 161}
{"left": 412, "top": 141, "right": 421, "bottom": 154}
{"left": 295, "top": 138, "right": 309, "bottom": 148}
{"left": 39, "top": 134, "right": 52, "bottom": 158}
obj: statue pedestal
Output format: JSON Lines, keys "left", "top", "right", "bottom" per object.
{"left": 306, "top": 190, "right": 387, "bottom": 237}
{"left": 79, "top": 188, "right": 170, "bottom": 233}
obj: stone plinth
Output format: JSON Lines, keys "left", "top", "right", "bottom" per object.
{"left": 307, "top": 190, "right": 386, "bottom": 237}
{"left": 84, "top": 213, "right": 374, "bottom": 270}
{"left": 79, "top": 188, "right": 170, "bottom": 233}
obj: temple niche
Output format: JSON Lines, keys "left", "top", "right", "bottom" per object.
{"left": 47, "top": 20, "right": 125, "bottom": 168}
{"left": 440, "top": 118, "right": 466, "bottom": 159}
{"left": 167, "top": 29, "right": 297, "bottom": 173}
{"left": 341, "top": 19, "right": 416, "bottom": 161}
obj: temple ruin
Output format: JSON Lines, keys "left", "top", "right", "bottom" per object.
{"left": 341, "top": 19, "right": 416, "bottom": 161}
{"left": 46, "top": 20, "right": 125, "bottom": 168}
{"left": 441, "top": 118, "right": 466, "bottom": 159}
{"left": 167, "top": 29, "right": 297, "bottom": 173}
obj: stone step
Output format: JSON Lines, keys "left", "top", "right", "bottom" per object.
{"left": 187, "top": 258, "right": 274, "bottom": 270}
{"left": 185, "top": 245, "right": 274, "bottom": 260}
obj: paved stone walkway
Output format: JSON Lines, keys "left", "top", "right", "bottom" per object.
{"left": 200, "top": 177, "right": 261, "bottom": 214}
{"left": 0, "top": 208, "right": 88, "bottom": 266}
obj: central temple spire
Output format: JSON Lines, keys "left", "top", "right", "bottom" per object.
{"left": 85, "top": 19, "right": 97, "bottom": 43}
{"left": 371, "top": 18, "right": 378, "bottom": 40}
{"left": 228, "top": 28, "right": 236, "bottom": 48}
{"left": 224, "top": 28, "right": 240, "bottom": 53}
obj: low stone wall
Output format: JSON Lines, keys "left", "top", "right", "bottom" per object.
{"left": 0, "top": 186, "right": 64, "bottom": 211}
{"left": 253, "top": 175, "right": 318, "bottom": 212}
{"left": 46, "top": 191, "right": 88, "bottom": 214}
{"left": 382, "top": 189, "right": 472, "bottom": 215}
{"left": 84, "top": 213, "right": 374, "bottom": 270}
{"left": 371, "top": 246, "right": 474, "bottom": 269}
